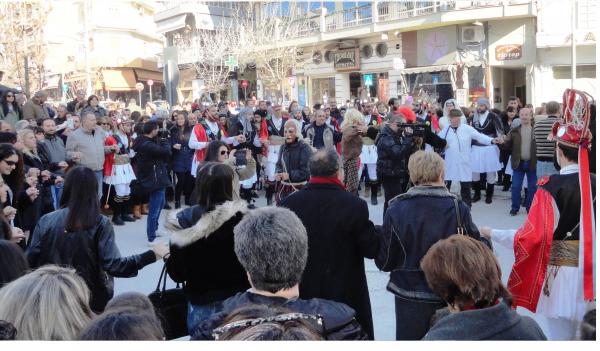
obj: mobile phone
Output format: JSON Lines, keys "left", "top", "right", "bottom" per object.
{"left": 66, "top": 118, "right": 74, "bottom": 129}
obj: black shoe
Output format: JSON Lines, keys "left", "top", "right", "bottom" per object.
{"left": 370, "top": 184, "right": 378, "bottom": 205}
{"left": 510, "top": 210, "right": 518, "bottom": 216}
{"left": 175, "top": 200, "right": 181, "bottom": 209}
{"left": 163, "top": 203, "right": 172, "bottom": 210}
{"left": 251, "top": 191, "right": 259, "bottom": 198}
{"left": 184, "top": 198, "right": 192, "bottom": 206}
{"left": 121, "top": 214, "right": 135, "bottom": 222}
{"left": 266, "top": 198, "right": 273, "bottom": 206}
{"left": 472, "top": 182, "right": 481, "bottom": 203}
{"left": 112, "top": 215, "right": 125, "bottom": 225}
{"left": 485, "top": 183, "right": 494, "bottom": 204}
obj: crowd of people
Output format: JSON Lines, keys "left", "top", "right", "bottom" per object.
{"left": 0, "top": 86, "right": 596, "bottom": 341}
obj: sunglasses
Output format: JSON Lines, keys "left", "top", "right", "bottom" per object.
{"left": 2, "top": 160, "right": 17, "bottom": 166}
{"left": 220, "top": 150, "right": 228, "bottom": 155}
{"left": 98, "top": 122, "right": 110, "bottom": 126}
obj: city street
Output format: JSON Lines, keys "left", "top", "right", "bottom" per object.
{"left": 112, "top": 183, "right": 547, "bottom": 340}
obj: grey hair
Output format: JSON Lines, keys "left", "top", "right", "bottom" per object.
{"left": 239, "top": 107, "right": 254, "bottom": 117}
{"left": 83, "top": 113, "right": 96, "bottom": 121}
{"left": 309, "top": 147, "right": 340, "bottom": 177}
{"left": 155, "top": 108, "right": 170, "bottom": 120}
{"left": 34, "top": 90, "right": 48, "bottom": 98}
{"left": 234, "top": 207, "right": 308, "bottom": 293}
{"left": 14, "top": 120, "right": 30, "bottom": 132}
{"left": 546, "top": 101, "right": 560, "bottom": 115}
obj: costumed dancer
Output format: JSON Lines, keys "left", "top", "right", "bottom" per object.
{"left": 274, "top": 119, "right": 312, "bottom": 204}
{"left": 359, "top": 102, "right": 383, "bottom": 205}
{"left": 482, "top": 89, "right": 595, "bottom": 340}
{"left": 189, "top": 104, "right": 244, "bottom": 177}
{"left": 438, "top": 99, "right": 467, "bottom": 130}
{"left": 471, "top": 97, "right": 504, "bottom": 204}
{"left": 103, "top": 118, "right": 137, "bottom": 225}
{"left": 261, "top": 104, "right": 287, "bottom": 206}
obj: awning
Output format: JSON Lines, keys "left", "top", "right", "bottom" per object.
{"left": 135, "top": 69, "right": 164, "bottom": 84}
{"left": 401, "top": 64, "right": 455, "bottom": 74}
{"left": 102, "top": 68, "right": 137, "bottom": 91}
{"left": 156, "top": 14, "right": 187, "bottom": 34}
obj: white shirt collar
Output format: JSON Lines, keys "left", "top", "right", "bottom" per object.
{"left": 560, "top": 164, "right": 579, "bottom": 175}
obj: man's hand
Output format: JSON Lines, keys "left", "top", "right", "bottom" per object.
{"left": 41, "top": 170, "right": 51, "bottom": 181}
{"left": 28, "top": 168, "right": 40, "bottom": 178}
{"left": 235, "top": 134, "right": 246, "bottom": 143}
{"left": 151, "top": 242, "right": 170, "bottom": 260}
{"left": 173, "top": 143, "right": 182, "bottom": 150}
{"left": 3, "top": 206, "right": 17, "bottom": 221}
{"left": 55, "top": 176, "right": 64, "bottom": 185}
{"left": 275, "top": 173, "right": 289, "bottom": 181}
{"left": 25, "top": 176, "right": 38, "bottom": 187}
{"left": 10, "top": 227, "right": 26, "bottom": 244}
{"left": 58, "top": 161, "right": 69, "bottom": 169}
{"left": 26, "top": 186, "right": 39, "bottom": 201}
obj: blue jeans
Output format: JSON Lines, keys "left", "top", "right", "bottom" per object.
{"left": 50, "top": 184, "right": 63, "bottom": 210}
{"left": 94, "top": 171, "right": 103, "bottom": 199}
{"left": 511, "top": 160, "right": 537, "bottom": 212}
{"left": 147, "top": 188, "right": 165, "bottom": 242}
{"left": 187, "top": 300, "right": 223, "bottom": 335}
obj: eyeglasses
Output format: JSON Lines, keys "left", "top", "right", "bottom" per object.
{"left": 211, "top": 313, "right": 323, "bottom": 340}
{"left": 2, "top": 160, "right": 17, "bottom": 166}
{"left": 220, "top": 150, "right": 228, "bottom": 155}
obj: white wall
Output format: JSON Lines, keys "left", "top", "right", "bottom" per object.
{"left": 487, "top": 18, "right": 536, "bottom": 66}
{"left": 416, "top": 25, "right": 457, "bottom": 66}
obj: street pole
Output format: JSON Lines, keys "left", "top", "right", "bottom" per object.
{"left": 571, "top": 0, "right": 577, "bottom": 89}
{"left": 138, "top": 90, "right": 142, "bottom": 107}
{"left": 149, "top": 85, "right": 153, "bottom": 102}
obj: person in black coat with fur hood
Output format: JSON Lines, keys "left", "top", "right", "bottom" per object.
{"left": 165, "top": 162, "right": 250, "bottom": 335}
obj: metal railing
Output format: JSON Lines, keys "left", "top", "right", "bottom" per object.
{"left": 324, "top": 4, "right": 373, "bottom": 32}
{"left": 377, "top": 1, "right": 443, "bottom": 22}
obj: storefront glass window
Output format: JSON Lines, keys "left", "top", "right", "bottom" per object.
{"left": 468, "top": 66, "right": 486, "bottom": 103}
{"left": 311, "top": 77, "right": 335, "bottom": 105}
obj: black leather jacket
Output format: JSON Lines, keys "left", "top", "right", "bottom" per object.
{"left": 26, "top": 208, "right": 156, "bottom": 312}
{"left": 375, "top": 125, "right": 414, "bottom": 180}
{"left": 275, "top": 140, "right": 312, "bottom": 183}
{"left": 191, "top": 291, "right": 368, "bottom": 340}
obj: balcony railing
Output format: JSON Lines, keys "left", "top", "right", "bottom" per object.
{"left": 324, "top": 4, "right": 373, "bottom": 32}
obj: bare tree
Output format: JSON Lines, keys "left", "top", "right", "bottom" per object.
{"left": 0, "top": 1, "right": 51, "bottom": 96}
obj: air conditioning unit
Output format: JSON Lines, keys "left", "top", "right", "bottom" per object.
{"left": 461, "top": 26, "right": 485, "bottom": 43}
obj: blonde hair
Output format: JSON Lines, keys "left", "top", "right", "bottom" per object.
{"left": 0, "top": 265, "right": 94, "bottom": 340}
{"left": 16, "top": 128, "right": 38, "bottom": 159}
{"left": 408, "top": 151, "right": 444, "bottom": 185}
{"left": 340, "top": 108, "right": 363, "bottom": 129}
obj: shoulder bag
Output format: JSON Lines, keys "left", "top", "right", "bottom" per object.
{"left": 452, "top": 198, "right": 468, "bottom": 235}
{"left": 148, "top": 260, "right": 188, "bottom": 340}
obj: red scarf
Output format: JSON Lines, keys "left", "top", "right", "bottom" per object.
{"left": 309, "top": 176, "right": 346, "bottom": 190}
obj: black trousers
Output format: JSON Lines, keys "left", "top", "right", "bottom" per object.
{"left": 382, "top": 178, "right": 407, "bottom": 217}
{"left": 445, "top": 181, "right": 472, "bottom": 207}
{"left": 174, "top": 171, "right": 194, "bottom": 204}
{"left": 394, "top": 296, "right": 446, "bottom": 340}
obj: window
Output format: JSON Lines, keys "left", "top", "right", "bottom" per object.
{"left": 552, "top": 65, "right": 596, "bottom": 79}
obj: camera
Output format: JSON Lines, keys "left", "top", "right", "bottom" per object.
{"left": 397, "top": 123, "right": 425, "bottom": 137}
{"left": 157, "top": 129, "right": 170, "bottom": 139}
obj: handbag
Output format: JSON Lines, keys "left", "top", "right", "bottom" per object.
{"left": 452, "top": 198, "right": 468, "bottom": 235}
{"left": 148, "top": 261, "right": 188, "bottom": 340}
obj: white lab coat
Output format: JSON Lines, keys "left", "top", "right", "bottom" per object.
{"left": 439, "top": 124, "right": 493, "bottom": 181}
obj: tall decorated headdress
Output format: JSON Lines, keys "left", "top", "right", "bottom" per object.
{"left": 551, "top": 89, "right": 595, "bottom": 301}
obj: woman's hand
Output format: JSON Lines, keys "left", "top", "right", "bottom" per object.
{"left": 10, "top": 227, "right": 26, "bottom": 244}
{"left": 41, "top": 170, "right": 51, "bottom": 181}
{"left": 479, "top": 227, "right": 492, "bottom": 240}
{"left": 3, "top": 206, "right": 17, "bottom": 221}
{"left": 28, "top": 168, "right": 40, "bottom": 178}
{"left": 25, "top": 176, "right": 38, "bottom": 188}
{"left": 26, "top": 186, "right": 39, "bottom": 201}
{"left": 151, "top": 242, "right": 170, "bottom": 260}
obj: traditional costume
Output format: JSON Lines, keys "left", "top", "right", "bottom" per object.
{"left": 359, "top": 113, "right": 382, "bottom": 205}
{"left": 188, "top": 118, "right": 235, "bottom": 176}
{"left": 471, "top": 97, "right": 504, "bottom": 203}
{"left": 103, "top": 122, "right": 136, "bottom": 224}
{"left": 262, "top": 110, "right": 287, "bottom": 205}
{"left": 490, "top": 89, "right": 595, "bottom": 340}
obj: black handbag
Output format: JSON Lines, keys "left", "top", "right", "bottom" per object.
{"left": 148, "top": 261, "right": 188, "bottom": 340}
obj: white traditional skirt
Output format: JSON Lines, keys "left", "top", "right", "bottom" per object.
{"left": 104, "top": 164, "right": 136, "bottom": 185}
{"left": 359, "top": 144, "right": 378, "bottom": 164}
{"left": 471, "top": 144, "right": 502, "bottom": 173}
{"left": 505, "top": 156, "right": 514, "bottom": 176}
{"left": 535, "top": 266, "right": 594, "bottom": 322}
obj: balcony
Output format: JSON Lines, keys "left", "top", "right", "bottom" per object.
{"left": 287, "top": 0, "right": 534, "bottom": 40}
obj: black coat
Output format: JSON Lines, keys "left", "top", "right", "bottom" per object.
{"left": 132, "top": 135, "right": 172, "bottom": 193}
{"left": 26, "top": 208, "right": 156, "bottom": 312}
{"left": 169, "top": 126, "right": 194, "bottom": 173}
{"left": 19, "top": 150, "right": 56, "bottom": 230}
{"left": 423, "top": 301, "right": 546, "bottom": 340}
{"left": 375, "top": 125, "right": 415, "bottom": 180}
{"left": 165, "top": 201, "right": 250, "bottom": 306}
{"left": 280, "top": 183, "right": 379, "bottom": 339}
{"left": 191, "top": 291, "right": 368, "bottom": 340}
{"left": 376, "top": 186, "right": 484, "bottom": 301}
{"left": 275, "top": 140, "right": 312, "bottom": 183}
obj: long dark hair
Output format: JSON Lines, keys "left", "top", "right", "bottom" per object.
{"left": 1, "top": 91, "right": 21, "bottom": 118}
{"left": 204, "top": 140, "right": 228, "bottom": 162}
{"left": 171, "top": 112, "right": 191, "bottom": 143}
{"left": 0, "top": 239, "right": 29, "bottom": 287}
{"left": 0, "top": 144, "right": 24, "bottom": 195}
{"left": 60, "top": 166, "right": 100, "bottom": 232}
{"left": 194, "top": 162, "right": 233, "bottom": 210}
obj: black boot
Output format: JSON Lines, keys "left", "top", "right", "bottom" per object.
{"left": 472, "top": 182, "right": 481, "bottom": 203}
{"left": 112, "top": 202, "right": 125, "bottom": 226}
{"left": 485, "top": 183, "right": 494, "bottom": 204}
{"left": 121, "top": 196, "right": 136, "bottom": 222}
{"left": 266, "top": 184, "right": 274, "bottom": 206}
{"left": 502, "top": 174, "right": 511, "bottom": 192}
{"left": 370, "top": 183, "right": 378, "bottom": 206}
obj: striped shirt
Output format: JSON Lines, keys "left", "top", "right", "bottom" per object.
{"left": 534, "top": 115, "right": 560, "bottom": 161}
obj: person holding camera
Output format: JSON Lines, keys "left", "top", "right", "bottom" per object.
{"left": 131, "top": 121, "right": 172, "bottom": 245}
{"left": 375, "top": 112, "right": 418, "bottom": 215}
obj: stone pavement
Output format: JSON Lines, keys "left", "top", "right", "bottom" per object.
{"left": 112, "top": 184, "right": 548, "bottom": 340}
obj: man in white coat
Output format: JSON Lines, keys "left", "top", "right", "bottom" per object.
{"left": 439, "top": 109, "right": 503, "bottom": 206}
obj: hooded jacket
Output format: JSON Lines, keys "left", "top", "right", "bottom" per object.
{"left": 423, "top": 301, "right": 546, "bottom": 340}
{"left": 165, "top": 201, "right": 250, "bottom": 306}
{"left": 375, "top": 125, "right": 415, "bottom": 180}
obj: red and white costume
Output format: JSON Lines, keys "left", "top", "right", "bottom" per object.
{"left": 188, "top": 119, "right": 236, "bottom": 176}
